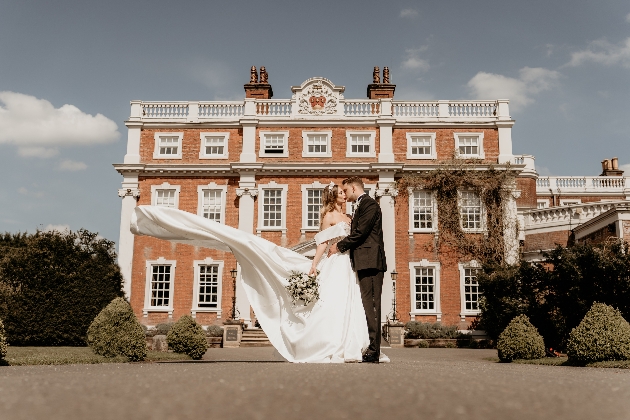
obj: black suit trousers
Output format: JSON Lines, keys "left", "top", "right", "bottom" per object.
{"left": 357, "top": 268, "right": 383, "bottom": 357}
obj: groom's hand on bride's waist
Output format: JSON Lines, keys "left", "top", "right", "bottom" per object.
{"left": 327, "top": 243, "right": 339, "bottom": 257}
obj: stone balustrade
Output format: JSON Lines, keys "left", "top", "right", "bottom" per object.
{"left": 129, "top": 99, "right": 509, "bottom": 122}
{"left": 524, "top": 201, "right": 620, "bottom": 232}
{"left": 536, "top": 176, "right": 627, "bottom": 193}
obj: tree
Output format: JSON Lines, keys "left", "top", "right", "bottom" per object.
{"left": 0, "top": 229, "right": 124, "bottom": 345}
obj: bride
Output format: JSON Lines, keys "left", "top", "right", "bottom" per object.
{"left": 131, "top": 183, "right": 386, "bottom": 363}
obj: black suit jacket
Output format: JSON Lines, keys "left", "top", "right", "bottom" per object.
{"left": 337, "top": 195, "right": 387, "bottom": 272}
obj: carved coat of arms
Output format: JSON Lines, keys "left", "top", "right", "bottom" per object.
{"left": 293, "top": 79, "right": 343, "bottom": 115}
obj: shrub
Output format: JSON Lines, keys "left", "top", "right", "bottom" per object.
{"left": 87, "top": 298, "right": 146, "bottom": 362}
{"left": 0, "top": 230, "right": 124, "bottom": 345}
{"left": 0, "top": 318, "right": 7, "bottom": 361}
{"left": 404, "top": 322, "right": 458, "bottom": 339}
{"left": 497, "top": 315, "right": 545, "bottom": 362}
{"left": 567, "top": 303, "right": 630, "bottom": 365}
{"left": 417, "top": 340, "right": 429, "bottom": 348}
{"left": 167, "top": 315, "right": 208, "bottom": 360}
{"left": 155, "top": 323, "right": 174, "bottom": 336}
{"left": 205, "top": 325, "right": 224, "bottom": 337}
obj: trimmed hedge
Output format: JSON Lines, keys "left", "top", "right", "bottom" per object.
{"left": 87, "top": 298, "right": 146, "bottom": 362}
{"left": 405, "top": 321, "right": 458, "bottom": 339}
{"left": 167, "top": 315, "right": 208, "bottom": 360}
{"left": 0, "top": 230, "right": 124, "bottom": 345}
{"left": 497, "top": 315, "right": 545, "bottom": 362}
{"left": 205, "top": 325, "right": 224, "bottom": 337}
{"left": 567, "top": 303, "right": 630, "bottom": 365}
{"left": 0, "top": 318, "right": 7, "bottom": 361}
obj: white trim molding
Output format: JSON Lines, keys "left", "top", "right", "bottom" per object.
{"left": 408, "top": 189, "right": 437, "bottom": 234}
{"left": 458, "top": 260, "right": 482, "bottom": 321}
{"left": 259, "top": 130, "right": 290, "bottom": 158}
{"left": 302, "top": 130, "right": 332, "bottom": 158}
{"left": 151, "top": 182, "right": 181, "bottom": 208}
{"left": 153, "top": 132, "right": 183, "bottom": 159}
{"left": 191, "top": 257, "right": 224, "bottom": 318}
{"left": 454, "top": 132, "right": 485, "bottom": 159}
{"left": 199, "top": 131, "right": 230, "bottom": 159}
{"left": 409, "top": 259, "right": 442, "bottom": 321}
{"left": 143, "top": 257, "right": 176, "bottom": 318}
{"left": 301, "top": 180, "right": 326, "bottom": 232}
{"left": 257, "top": 181, "right": 289, "bottom": 235}
{"left": 406, "top": 132, "right": 437, "bottom": 160}
{"left": 197, "top": 182, "right": 228, "bottom": 223}
{"left": 346, "top": 130, "right": 376, "bottom": 158}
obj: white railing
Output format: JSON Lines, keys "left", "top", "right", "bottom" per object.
{"left": 256, "top": 100, "right": 292, "bottom": 116}
{"left": 142, "top": 102, "right": 189, "bottom": 119}
{"left": 536, "top": 176, "right": 627, "bottom": 193}
{"left": 448, "top": 101, "right": 496, "bottom": 118}
{"left": 199, "top": 102, "right": 244, "bottom": 118}
{"left": 392, "top": 101, "right": 438, "bottom": 117}
{"left": 526, "top": 202, "right": 618, "bottom": 230}
{"left": 343, "top": 100, "right": 380, "bottom": 116}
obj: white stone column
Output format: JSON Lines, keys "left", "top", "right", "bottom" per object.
{"left": 117, "top": 174, "right": 140, "bottom": 299}
{"left": 503, "top": 187, "right": 520, "bottom": 265}
{"left": 240, "top": 99, "right": 258, "bottom": 163}
{"left": 377, "top": 114, "right": 395, "bottom": 164}
{"left": 124, "top": 101, "right": 142, "bottom": 164}
{"left": 376, "top": 172, "right": 398, "bottom": 325}
{"left": 496, "top": 100, "right": 515, "bottom": 164}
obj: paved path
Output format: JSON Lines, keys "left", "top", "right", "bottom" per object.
{"left": 1, "top": 348, "right": 629, "bottom": 420}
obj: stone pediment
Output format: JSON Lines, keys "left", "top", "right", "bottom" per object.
{"left": 291, "top": 77, "right": 345, "bottom": 116}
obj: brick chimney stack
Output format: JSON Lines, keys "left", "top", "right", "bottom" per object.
{"left": 244, "top": 66, "right": 273, "bottom": 99}
{"left": 600, "top": 157, "right": 624, "bottom": 176}
{"left": 367, "top": 66, "right": 396, "bottom": 99}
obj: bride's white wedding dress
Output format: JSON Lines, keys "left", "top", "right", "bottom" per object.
{"left": 131, "top": 205, "right": 369, "bottom": 363}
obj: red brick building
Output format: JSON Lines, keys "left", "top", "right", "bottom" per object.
{"left": 114, "top": 67, "right": 629, "bottom": 330}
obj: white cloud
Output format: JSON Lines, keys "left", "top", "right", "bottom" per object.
{"left": 56, "top": 159, "right": 87, "bottom": 171}
{"left": 401, "top": 47, "right": 430, "bottom": 72}
{"left": 0, "top": 92, "right": 120, "bottom": 157}
{"left": 400, "top": 9, "right": 419, "bottom": 18}
{"left": 43, "top": 224, "right": 70, "bottom": 233}
{"left": 566, "top": 37, "right": 630, "bottom": 68}
{"left": 467, "top": 67, "right": 561, "bottom": 111}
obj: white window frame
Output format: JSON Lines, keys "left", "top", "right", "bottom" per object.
{"left": 151, "top": 182, "right": 181, "bottom": 209}
{"left": 537, "top": 199, "right": 550, "bottom": 209}
{"left": 257, "top": 181, "right": 289, "bottom": 235}
{"left": 259, "top": 131, "right": 289, "bottom": 157}
{"left": 302, "top": 130, "right": 332, "bottom": 157}
{"left": 408, "top": 189, "right": 437, "bottom": 234}
{"left": 409, "top": 259, "right": 441, "bottom": 321}
{"left": 454, "top": 132, "right": 485, "bottom": 159}
{"left": 406, "top": 132, "right": 437, "bottom": 159}
{"left": 143, "top": 257, "right": 176, "bottom": 317}
{"left": 301, "top": 181, "right": 326, "bottom": 233}
{"left": 199, "top": 132, "right": 229, "bottom": 159}
{"left": 346, "top": 130, "right": 376, "bottom": 158}
{"left": 192, "top": 257, "right": 224, "bottom": 319}
{"left": 459, "top": 190, "right": 484, "bottom": 232}
{"left": 560, "top": 199, "right": 582, "bottom": 206}
{"left": 197, "top": 182, "right": 227, "bottom": 223}
{"left": 153, "top": 132, "right": 183, "bottom": 159}
{"left": 345, "top": 184, "right": 377, "bottom": 216}
{"left": 459, "top": 260, "right": 482, "bottom": 320}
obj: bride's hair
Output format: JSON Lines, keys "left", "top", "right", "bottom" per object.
{"left": 320, "top": 184, "right": 339, "bottom": 226}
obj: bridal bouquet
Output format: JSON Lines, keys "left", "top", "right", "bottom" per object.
{"left": 285, "top": 270, "right": 320, "bottom": 306}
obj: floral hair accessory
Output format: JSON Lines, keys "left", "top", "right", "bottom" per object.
{"left": 328, "top": 181, "right": 335, "bottom": 189}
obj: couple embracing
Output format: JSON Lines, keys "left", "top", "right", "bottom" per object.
{"left": 131, "top": 177, "right": 388, "bottom": 363}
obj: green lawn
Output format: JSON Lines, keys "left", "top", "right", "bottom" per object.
{"left": 2, "top": 346, "right": 191, "bottom": 366}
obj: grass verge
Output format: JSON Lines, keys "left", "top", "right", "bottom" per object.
{"left": 485, "top": 356, "right": 630, "bottom": 369}
{"left": 3, "top": 346, "right": 191, "bottom": 366}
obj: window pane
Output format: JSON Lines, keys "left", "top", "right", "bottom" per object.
{"left": 460, "top": 191, "right": 482, "bottom": 229}
{"left": 306, "top": 189, "right": 322, "bottom": 227}
{"left": 159, "top": 136, "right": 179, "bottom": 155}
{"left": 155, "top": 189, "right": 176, "bottom": 207}
{"left": 464, "top": 268, "right": 480, "bottom": 311}
{"left": 412, "top": 191, "right": 433, "bottom": 229}
{"left": 411, "top": 136, "right": 432, "bottom": 156}
{"left": 263, "top": 189, "right": 282, "bottom": 227}
{"left": 203, "top": 190, "right": 222, "bottom": 222}
{"left": 264, "top": 134, "right": 285, "bottom": 154}
{"left": 307, "top": 134, "right": 328, "bottom": 154}
{"left": 204, "top": 136, "right": 225, "bottom": 155}
{"left": 150, "top": 265, "right": 171, "bottom": 307}
{"left": 350, "top": 134, "right": 371, "bottom": 154}
{"left": 415, "top": 267, "right": 435, "bottom": 310}
{"left": 198, "top": 265, "right": 219, "bottom": 308}
{"left": 458, "top": 136, "right": 479, "bottom": 155}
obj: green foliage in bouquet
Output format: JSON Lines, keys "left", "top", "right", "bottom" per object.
{"left": 167, "top": 315, "right": 208, "bottom": 360}
{"left": 285, "top": 270, "right": 320, "bottom": 306}
{"left": 497, "top": 315, "right": 545, "bottom": 362}
{"left": 567, "top": 303, "right": 630, "bottom": 365}
{"left": 87, "top": 297, "right": 147, "bottom": 362}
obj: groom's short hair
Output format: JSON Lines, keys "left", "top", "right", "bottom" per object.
{"left": 342, "top": 177, "right": 364, "bottom": 189}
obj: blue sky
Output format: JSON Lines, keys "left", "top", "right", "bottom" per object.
{"left": 1, "top": 0, "right": 629, "bottom": 244}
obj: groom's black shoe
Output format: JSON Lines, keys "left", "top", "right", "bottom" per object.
{"left": 362, "top": 353, "right": 379, "bottom": 364}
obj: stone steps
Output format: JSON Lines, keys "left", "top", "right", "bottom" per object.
{"left": 240, "top": 328, "right": 272, "bottom": 347}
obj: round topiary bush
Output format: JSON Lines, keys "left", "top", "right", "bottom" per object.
{"left": 87, "top": 297, "right": 147, "bottom": 362}
{"left": 567, "top": 302, "right": 630, "bottom": 365}
{"left": 167, "top": 315, "right": 208, "bottom": 360}
{"left": 497, "top": 315, "right": 545, "bottom": 362}
{"left": 0, "top": 318, "right": 8, "bottom": 361}
{"left": 205, "top": 325, "right": 224, "bottom": 337}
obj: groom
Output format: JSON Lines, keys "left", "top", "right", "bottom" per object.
{"left": 328, "top": 177, "right": 387, "bottom": 363}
